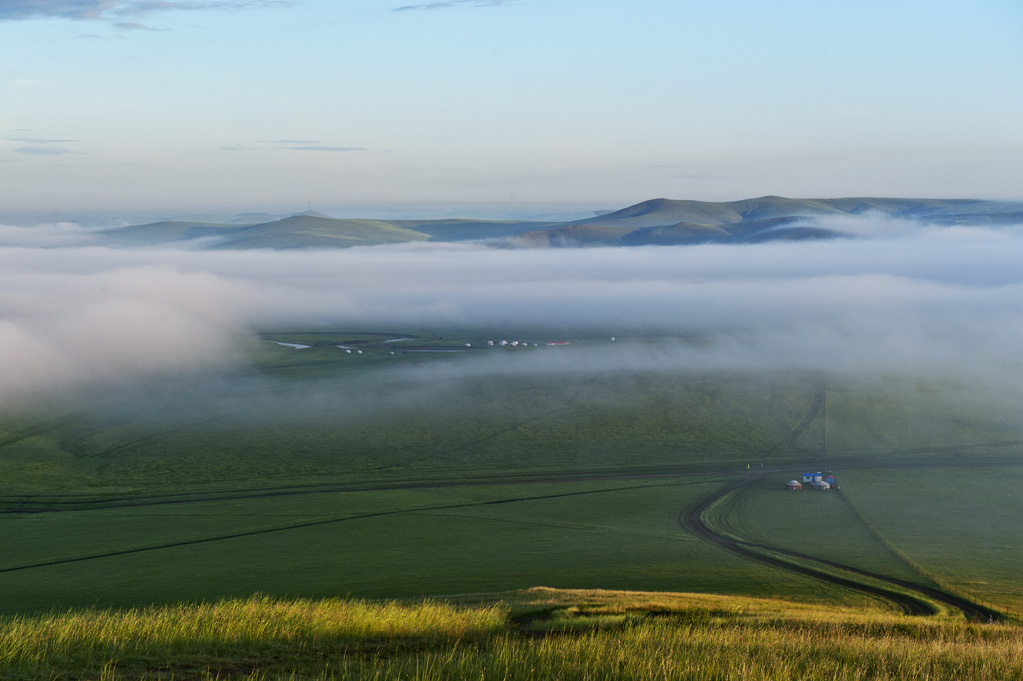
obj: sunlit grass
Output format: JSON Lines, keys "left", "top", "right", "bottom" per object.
{"left": 0, "top": 596, "right": 506, "bottom": 680}
{"left": 2, "top": 590, "right": 1022, "bottom": 680}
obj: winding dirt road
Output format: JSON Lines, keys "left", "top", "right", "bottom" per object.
{"left": 679, "top": 468, "right": 1004, "bottom": 619}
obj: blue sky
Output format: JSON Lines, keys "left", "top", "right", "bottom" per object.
{"left": 1, "top": 0, "right": 1021, "bottom": 215}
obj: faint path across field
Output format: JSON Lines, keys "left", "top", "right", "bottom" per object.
{"left": 768, "top": 386, "right": 826, "bottom": 455}
{"left": 0, "top": 480, "right": 686, "bottom": 575}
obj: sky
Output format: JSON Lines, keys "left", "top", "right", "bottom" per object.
{"left": 1, "top": 0, "right": 1021, "bottom": 218}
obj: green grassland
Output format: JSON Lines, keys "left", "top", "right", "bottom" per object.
{"left": 0, "top": 479, "right": 871, "bottom": 614}
{"left": 210, "top": 216, "right": 433, "bottom": 249}
{"left": 704, "top": 473, "right": 929, "bottom": 586}
{"left": 4, "top": 590, "right": 1023, "bottom": 680}
{"left": 839, "top": 466, "right": 1023, "bottom": 614}
{"left": 1, "top": 329, "right": 1022, "bottom": 628}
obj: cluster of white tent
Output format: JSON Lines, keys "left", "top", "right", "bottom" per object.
{"left": 786, "top": 471, "right": 836, "bottom": 491}
{"left": 487, "top": 340, "right": 538, "bottom": 347}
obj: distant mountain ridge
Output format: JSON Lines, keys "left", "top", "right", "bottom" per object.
{"left": 97, "top": 196, "right": 1023, "bottom": 250}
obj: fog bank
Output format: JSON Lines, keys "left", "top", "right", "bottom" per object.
{"left": 2, "top": 215, "right": 1023, "bottom": 407}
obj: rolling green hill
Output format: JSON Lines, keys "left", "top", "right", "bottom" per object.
{"left": 97, "top": 196, "right": 1023, "bottom": 249}
{"left": 515, "top": 196, "right": 1023, "bottom": 247}
{"left": 390, "top": 218, "right": 559, "bottom": 241}
{"left": 101, "top": 220, "right": 247, "bottom": 246}
{"left": 208, "top": 215, "right": 432, "bottom": 249}
{"left": 565, "top": 196, "right": 1012, "bottom": 228}
{"left": 102, "top": 215, "right": 553, "bottom": 249}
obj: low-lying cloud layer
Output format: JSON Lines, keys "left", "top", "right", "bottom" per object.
{"left": 2, "top": 215, "right": 1023, "bottom": 408}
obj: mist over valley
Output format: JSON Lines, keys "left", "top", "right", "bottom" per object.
{"left": 4, "top": 0, "right": 1023, "bottom": 673}
{"left": 6, "top": 216, "right": 1023, "bottom": 671}
{"left": 3, "top": 195, "right": 1023, "bottom": 411}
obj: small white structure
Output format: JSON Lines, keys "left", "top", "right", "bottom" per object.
{"left": 786, "top": 480, "right": 802, "bottom": 491}
{"left": 487, "top": 340, "right": 494, "bottom": 346}
{"left": 810, "top": 481, "right": 831, "bottom": 491}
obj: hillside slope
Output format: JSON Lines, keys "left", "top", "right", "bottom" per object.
{"left": 210, "top": 216, "right": 432, "bottom": 249}
{"left": 101, "top": 221, "right": 246, "bottom": 246}
{"left": 97, "top": 196, "right": 1023, "bottom": 249}
{"left": 510, "top": 196, "right": 1023, "bottom": 247}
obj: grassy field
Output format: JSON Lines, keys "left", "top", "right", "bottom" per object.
{"left": 1, "top": 329, "right": 1022, "bottom": 624}
{"left": 704, "top": 473, "right": 929, "bottom": 586}
{"left": 3, "top": 589, "right": 1022, "bottom": 680}
{"left": 839, "top": 466, "right": 1023, "bottom": 615}
{"left": 0, "top": 477, "right": 872, "bottom": 614}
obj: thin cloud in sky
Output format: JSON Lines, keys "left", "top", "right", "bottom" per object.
{"left": 220, "top": 142, "right": 367, "bottom": 153}
{"left": 278, "top": 145, "right": 369, "bottom": 152}
{"left": 0, "top": 0, "right": 291, "bottom": 22}
{"left": 648, "top": 165, "right": 729, "bottom": 181}
{"left": 667, "top": 173, "right": 729, "bottom": 181}
{"left": 393, "top": 0, "right": 517, "bottom": 12}
{"left": 114, "top": 20, "right": 169, "bottom": 30}
{"left": 14, "top": 146, "right": 86, "bottom": 156}
{"left": 9, "top": 137, "right": 79, "bottom": 144}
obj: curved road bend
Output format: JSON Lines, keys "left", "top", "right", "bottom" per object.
{"left": 681, "top": 475, "right": 1002, "bottom": 622}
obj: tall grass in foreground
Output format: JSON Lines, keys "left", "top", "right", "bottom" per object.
{"left": 381, "top": 618, "right": 1023, "bottom": 681}
{"left": 2, "top": 593, "right": 1023, "bottom": 680}
{"left": 0, "top": 596, "right": 505, "bottom": 680}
